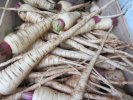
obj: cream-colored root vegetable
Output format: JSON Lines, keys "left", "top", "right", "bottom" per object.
{"left": 37, "top": 54, "right": 83, "bottom": 69}
{"left": 57, "top": 0, "right": 72, "bottom": 11}
{"left": 23, "top": 0, "right": 56, "bottom": 10}
{"left": 52, "top": 12, "right": 81, "bottom": 32}
{"left": 4, "top": 17, "right": 52, "bottom": 55}
{"left": 32, "top": 87, "right": 70, "bottom": 100}
{"left": 94, "top": 17, "right": 117, "bottom": 30}
{"left": 103, "top": 70, "right": 126, "bottom": 82}
{"left": 32, "top": 87, "right": 115, "bottom": 100}
{"left": 18, "top": 4, "right": 47, "bottom": 23}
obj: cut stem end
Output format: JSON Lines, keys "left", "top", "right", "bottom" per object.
{"left": 52, "top": 19, "right": 65, "bottom": 32}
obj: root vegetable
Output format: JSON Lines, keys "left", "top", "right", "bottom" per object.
{"left": 28, "top": 65, "right": 81, "bottom": 79}
{"left": 1, "top": 73, "right": 63, "bottom": 100}
{"left": 32, "top": 86, "right": 70, "bottom": 100}
{"left": 84, "top": 93, "right": 115, "bottom": 100}
{"left": 1, "top": 16, "right": 52, "bottom": 56}
{"left": 52, "top": 47, "right": 92, "bottom": 60}
{"left": 23, "top": 87, "right": 115, "bottom": 100}
{"left": 0, "top": 41, "right": 12, "bottom": 62}
{"left": 56, "top": 1, "right": 72, "bottom": 11}
{"left": 28, "top": 78, "right": 73, "bottom": 94}
{"left": 102, "top": 70, "right": 125, "bottom": 83}
{"left": 74, "top": 16, "right": 101, "bottom": 35}
{"left": 83, "top": 32, "right": 98, "bottom": 39}
{"left": 90, "top": 2, "right": 100, "bottom": 13}
{"left": 94, "top": 17, "right": 118, "bottom": 30}
{"left": 92, "top": 30, "right": 119, "bottom": 40}
{"left": 18, "top": 4, "right": 47, "bottom": 23}
{"left": 56, "top": 1, "right": 90, "bottom": 11}
{"left": 23, "top": 0, "right": 56, "bottom": 10}
{"left": 66, "top": 2, "right": 91, "bottom": 12}
{"left": 52, "top": 12, "right": 81, "bottom": 32}
{"left": 37, "top": 54, "right": 83, "bottom": 69}
{"left": 44, "top": 80, "right": 72, "bottom": 94}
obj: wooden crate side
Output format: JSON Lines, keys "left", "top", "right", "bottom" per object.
{"left": 0, "top": 0, "right": 21, "bottom": 43}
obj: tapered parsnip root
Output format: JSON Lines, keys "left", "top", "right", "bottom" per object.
{"left": 37, "top": 54, "right": 84, "bottom": 69}
{"left": 52, "top": 47, "right": 92, "bottom": 60}
{"left": 94, "top": 17, "right": 118, "bottom": 30}
{"left": 26, "top": 79, "right": 73, "bottom": 94}
{"left": 32, "top": 86, "right": 70, "bottom": 100}
{"left": 0, "top": 55, "right": 22, "bottom": 68}
{"left": 52, "top": 12, "right": 81, "bottom": 32}
{"left": 101, "top": 70, "right": 126, "bottom": 87}
{"left": 1, "top": 80, "right": 72, "bottom": 100}
{"left": 18, "top": 4, "right": 47, "bottom": 23}
{"left": 28, "top": 67, "right": 80, "bottom": 79}
{"left": 84, "top": 93, "right": 115, "bottom": 100}
{"left": 23, "top": 0, "right": 56, "bottom": 10}
{"left": 66, "top": 2, "right": 91, "bottom": 11}
{"left": 75, "top": 16, "right": 100, "bottom": 35}
{"left": 56, "top": 1, "right": 72, "bottom": 11}
{"left": 32, "top": 39, "right": 91, "bottom": 60}
{"left": 27, "top": 87, "right": 116, "bottom": 100}
{"left": 3, "top": 16, "right": 53, "bottom": 55}
{"left": 56, "top": 1, "right": 90, "bottom": 11}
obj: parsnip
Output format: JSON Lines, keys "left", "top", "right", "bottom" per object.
{"left": 52, "top": 47, "right": 92, "bottom": 60}
{"left": 3, "top": 17, "right": 52, "bottom": 55}
{"left": 56, "top": 0, "right": 72, "bottom": 11}
{"left": 32, "top": 87, "right": 114, "bottom": 100}
{"left": 18, "top": 4, "right": 47, "bottom": 23}
{"left": 75, "top": 16, "right": 100, "bottom": 35}
{"left": 103, "top": 70, "right": 126, "bottom": 83}
{"left": 37, "top": 54, "right": 83, "bottom": 69}
{"left": 29, "top": 65, "right": 80, "bottom": 79}
{"left": 94, "top": 17, "right": 118, "bottom": 30}
{"left": 23, "top": 0, "right": 56, "bottom": 10}
{"left": 52, "top": 12, "right": 81, "bottom": 32}
{"left": 32, "top": 86, "right": 70, "bottom": 100}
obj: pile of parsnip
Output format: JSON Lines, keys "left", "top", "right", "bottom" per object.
{"left": 1, "top": 0, "right": 133, "bottom": 100}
